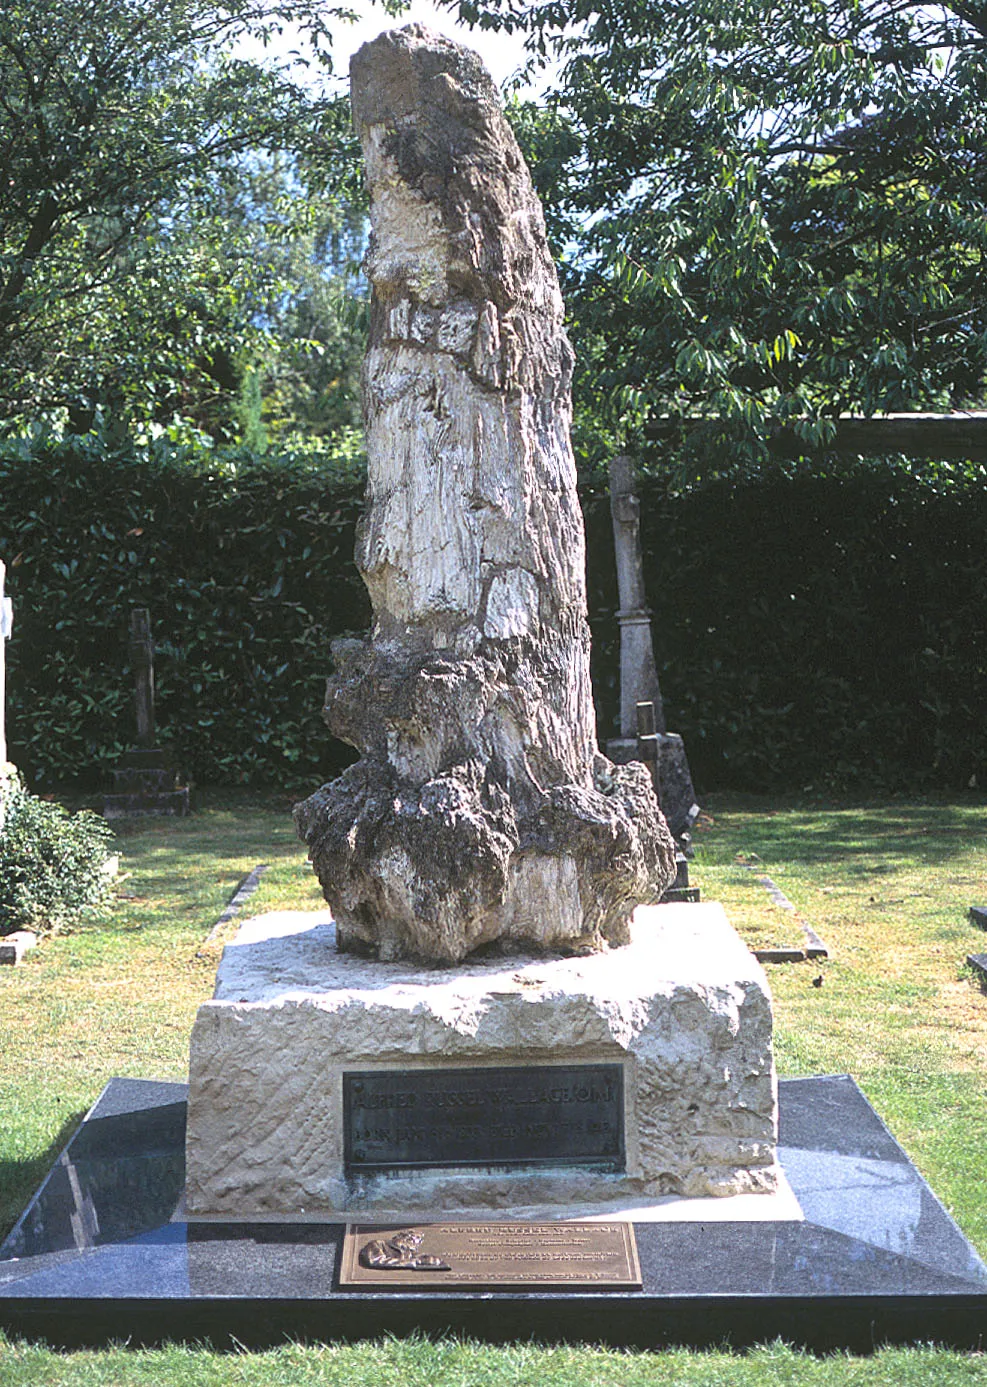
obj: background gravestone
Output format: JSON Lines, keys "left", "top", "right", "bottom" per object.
{"left": 606, "top": 455, "right": 699, "bottom": 846}
{"left": 103, "top": 608, "right": 189, "bottom": 819}
{"left": 0, "top": 559, "right": 13, "bottom": 832}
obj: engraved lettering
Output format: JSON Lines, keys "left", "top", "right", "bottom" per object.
{"left": 343, "top": 1064, "right": 624, "bottom": 1173}
{"left": 351, "top": 1091, "right": 417, "bottom": 1111}
{"left": 342, "top": 1221, "right": 642, "bottom": 1289}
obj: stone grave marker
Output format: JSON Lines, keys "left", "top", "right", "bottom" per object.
{"left": 129, "top": 607, "right": 155, "bottom": 748}
{"left": 294, "top": 27, "right": 677, "bottom": 964}
{"left": 636, "top": 699, "right": 700, "bottom": 903}
{"left": 606, "top": 455, "right": 700, "bottom": 844}
{"left": 103, "top": 608, "right": 189, "bottom": 818}
{"left": 967, "top": 953, "right": 987, "bottom": 987}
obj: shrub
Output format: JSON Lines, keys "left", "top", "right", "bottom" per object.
{"left": 0, "top": 772, "right": 116, "bottom": 933}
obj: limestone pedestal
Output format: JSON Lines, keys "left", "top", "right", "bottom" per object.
{"left": 186, "top": 903, "right": 778, "bottom": 1218}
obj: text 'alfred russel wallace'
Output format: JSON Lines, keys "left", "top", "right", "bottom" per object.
{"left": 343, "top": 1064, "right": 625, "bottom": 1173}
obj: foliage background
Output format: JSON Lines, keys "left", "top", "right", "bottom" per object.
{"left": 1, "top": 0, "right": 985, "bottom": 799}
{"left": 0, "top": 0, "right": 365, "bottom": 446}
{"left": 488, "top": 0, "right": 987, "bottom": 472}
{"left": 1, "top": 436, "right": 983, "bottom": 795}
{"left": 0, "top": 436, "right": 367, "bottom": 790}
{"left": 584, "top": 459, "right": 987, "bottom": 793}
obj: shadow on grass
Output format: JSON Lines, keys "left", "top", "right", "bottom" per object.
{"left": 92, "top": 791, "right": 321, "bottom": 937}
{"left": 704, "top": 794, "right": 987, "bottom": 871}
{"left": 0, "top": 1109, "right": 88, "bottom": 1247}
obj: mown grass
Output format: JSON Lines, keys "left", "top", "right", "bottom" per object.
{"left": 0, "top": 788, "right": 324, "bottom": 1237}
{"left": 693, "top": 795, "right": 987, "bottom": 1252}
{"left": 1, "top": 789, "right": 986, "bottom": 1384}
{"left": 0, "top": 1335, "right": 985, "bottom": 1386}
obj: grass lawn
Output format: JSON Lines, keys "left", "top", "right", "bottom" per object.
{"left": 693, "top": 795, "right": 987, "bottom": 1257}
{"left": 1, "top": 788, "right": 986, "bottom": 1383}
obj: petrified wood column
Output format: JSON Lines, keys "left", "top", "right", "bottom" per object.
{"left": 295, "top": 25, "right": 675, "bottom": 962}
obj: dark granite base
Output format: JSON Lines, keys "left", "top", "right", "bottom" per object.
{"left": 1, "top": 1076, "right": 985, "bottom": 1351}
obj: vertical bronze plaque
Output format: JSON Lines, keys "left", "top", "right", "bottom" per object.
{"left": 343, "top": 1063, "right": 624, "bottom": 1173}
{"left": 340, "top": 1222, "right": 642, "bottom": 1288}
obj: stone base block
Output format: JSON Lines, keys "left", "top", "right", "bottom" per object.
{"left": 186, "top": 903, "right": 778, "bottom": 1218}
{"left": 104, "top": 748, "right": 189, "bottom": 819}
{"left": 0, "top": 930, "right": 37, "bottom": 965}
{"left": 662, "top": 887, "right": 701, "bottom": 904}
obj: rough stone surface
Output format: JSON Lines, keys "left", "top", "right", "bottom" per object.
{"left": 606, "top": 733, "right": 700, "bottom": 844}
{"left": 185, "top": 902, "right": 778, "bottom": 1216}
{"left": 293, "top": 25, "right": 675, "bottom": 963}
{"left": 655, "top": 733, "right": 701, "bottom": 840}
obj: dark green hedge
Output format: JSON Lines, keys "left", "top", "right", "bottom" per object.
{"left": 1, "top": 438, "right": 984, "bottom": 793}
{"left": 0, "top": 437, "right": 368, "bottom": 789}
{"left": 585, "top": 462, "right": 987, "bottom": 792}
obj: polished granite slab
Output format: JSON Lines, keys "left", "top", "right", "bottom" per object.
{"left": 0, "top": 1075, "right": 984, "bottom": 1350}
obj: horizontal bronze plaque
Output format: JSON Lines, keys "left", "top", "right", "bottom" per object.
{"left": 343, "top": 1063, "right": 624, "bottom": 1173}
{"left": 340, "top": 1222, "right": 641, "bottom": 1288}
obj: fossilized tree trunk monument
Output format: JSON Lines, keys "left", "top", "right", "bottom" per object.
{"left": 295, "top": 26, "right": 675, "bottom": 963}
{"left": 188, "top": 31, "right": 776, "bottom": 1214}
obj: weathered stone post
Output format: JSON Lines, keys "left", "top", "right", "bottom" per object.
{"left": 0, "top": 560, "right": 12, "bottom": 772}
{"left": 606, "top": 456, "right": 700, "bottom": 843}
{"left": 295, "top": 25, "right": 675, "bottom": 963}
{"left": 609, "top": 455, "right": 665, "bottom": 740}
{"left": 103, "top": 608, "right": 190, "bottom": 819}
{"left": 129, "top": 608, "right": 155, "bottom": 748}
{"left": 0, "top": 560, "right": 14, "bottom": 832}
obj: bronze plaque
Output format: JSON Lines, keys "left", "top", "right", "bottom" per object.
{"left": 343, "top": 1063, "right": 624, "bottom": 1173}
{"left": 340, "top": 1222, "right": 641, "bottom": 1288}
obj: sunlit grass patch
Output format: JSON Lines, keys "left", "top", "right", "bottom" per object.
{"left": 0, "top": 788, "right": 321, "bottom": 1235}
{"left": 2, "top": 790, "right": 986, "bottom": 1381}
{"left": 691, "top": 794, "right": 987, "bottom": 1252}
{"left": 0, "top": 1334, "right": 986, "bottom": 1386}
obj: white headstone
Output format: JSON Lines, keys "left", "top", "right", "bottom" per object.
{"left": 0, "top": 559, "right": 12, "bottom": 769}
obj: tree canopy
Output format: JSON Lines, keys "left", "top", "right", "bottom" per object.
{"left": 0, "top": 0, "right": 364, "bottom": 439}
{"left": 459, "top": 0, "right": 987, "bottom": 473}
{"left": 5, "top": 1, "right": 987, "bottom": 469}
